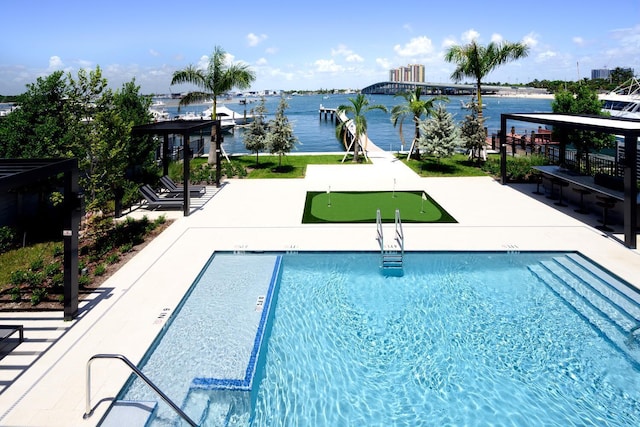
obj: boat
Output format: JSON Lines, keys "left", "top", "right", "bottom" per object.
{"left": 202, "top": 104, "right": 255, "bottom": 127}
{"left": 461, "top": 98, "right": 487, "bottom": 109}
{"left": 599, "top": 77, "right": 640, "bottom": 119}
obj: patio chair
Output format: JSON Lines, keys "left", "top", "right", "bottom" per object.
{"left": 159, "top": 176, "right": 206, "bottom": 196}
{"left": 0, "top": 325, "right": 24, "bottom": 359}
{"left": 138, "top": 184, "right": 184, "bottom": 210}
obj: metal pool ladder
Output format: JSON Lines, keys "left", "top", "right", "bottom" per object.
{"left": 84, "top": 353, "right": 197, "bottom": 427}
{"left": 376, "top": 209, "right": 404, "bottom": 270}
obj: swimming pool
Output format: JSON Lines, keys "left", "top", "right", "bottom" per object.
{"left": 115, "top": 251, "right": 640, "bottom": 426}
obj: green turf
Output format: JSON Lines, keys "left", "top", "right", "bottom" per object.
{"left": 302, "top": 191, "right": 457, "bottom": 223}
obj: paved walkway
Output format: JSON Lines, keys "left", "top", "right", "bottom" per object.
{"left": 1, "top": 150, "right": 639, "bottom": 426}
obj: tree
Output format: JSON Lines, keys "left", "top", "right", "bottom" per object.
{"left": 459, "top": 101, "right": 487, "bottom": 163}
{"left": 445, "top": 39, "right": 529, "bottom": 122}
{"left": 418, "top": 104, "right": 462, "bottom": 161}
{"left": 0, "top": 71, "right": 71, "bottom": 158}
{"left": 390, "top": 87, "right": 447, "bottom": 160}
{"left": 336, "top": 93, "right": 387, "bottom": 163}
{"left": 243, "top": 97, "right": 268, "bottom": 166}
{"left": 552, "top": 85, "right": 615, "bottom": 173}
{"left": 171, "top": 46, "right": 256, "bottom": 165}
{"left": 0, "top": 68, "right": 156, "bottom": 215}
{"left": 266, "top": 97, "right": 297, "bottom": 168}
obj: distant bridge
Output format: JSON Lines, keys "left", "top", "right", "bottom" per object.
{"left": 360, "top": 81, "right": 549, "bottom": 96}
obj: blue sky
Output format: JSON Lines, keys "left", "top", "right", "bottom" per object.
{"left": 2, "top": 0, "right": 640, "bottom": 95}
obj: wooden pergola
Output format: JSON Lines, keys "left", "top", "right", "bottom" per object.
{"left": 132, "top": 120, "right": 222, "bottom": 216}
{"left": 0, "top": 159, "right": 81, "bottom": 320}
{"left": 500, "top": 113, "right": 639, "bottom": 249}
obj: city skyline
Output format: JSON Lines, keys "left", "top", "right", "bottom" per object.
{"left": 2, "top": 0, "right": 640, "bottom": 95}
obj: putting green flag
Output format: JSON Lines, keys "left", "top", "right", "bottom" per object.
{"left": 422, "top": 193, "right": 427, "bottom": 201}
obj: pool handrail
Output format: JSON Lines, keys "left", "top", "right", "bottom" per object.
{"left": 84, "top": 353, "right": 198, "bottom": 427}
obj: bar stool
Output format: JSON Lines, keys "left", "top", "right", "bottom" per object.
{"left": 572, "top": 187, "right": 591, "bottom": 214}
{"left": 546, "top": 177, "right": 558, "bottom": 200}
{"left": 532, "top": 173, "right": 544, "bottom": 195}
{"left": 553, "top": 179, "right": 569, "bottom": 207}
{"left": 595, "top": 195, "right": 617, "bottom": 232}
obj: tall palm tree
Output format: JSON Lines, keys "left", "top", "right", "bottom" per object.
{"left": 336, "top": 93, "right": 387, "bottom": 163}
{"left": 390, "top": 87, "right": 447, "bottom": 160}
{"left": 171, "top": 45, "right": 255, "bottom": 164}
{"left": 444, "top": 40, "right": 529, "bottom": 122}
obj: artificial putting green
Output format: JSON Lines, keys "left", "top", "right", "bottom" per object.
{"left": 302, "top": 191, "right": 457, "bottom": 223}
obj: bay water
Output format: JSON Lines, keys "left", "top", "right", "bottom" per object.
{"left": 158, "top": 94, "right": 553, "bottom": 155}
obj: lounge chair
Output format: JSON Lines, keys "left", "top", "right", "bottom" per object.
{"left": 139, "top": 184, "right": 184, "bottom": 210}
{"left": 159, "top": 176, "right": 206, "bottom": 196}
{"left": 0, "top": 325, "right": 24, "bottom": 359}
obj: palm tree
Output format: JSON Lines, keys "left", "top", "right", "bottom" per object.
{"left": 171, "top": 45, "right": 255, "bottom": 164}
{"left": 390, "top": 87, "right": 447, "bottom": 160}
{"left": 336, "top": 94, "right": 387, "bottom": 163}
{"left": 444, "top": 40, "right": 529, "bottom": 122}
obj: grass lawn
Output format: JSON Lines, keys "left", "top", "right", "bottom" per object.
{"left": 302, "top": 191, "right": 457, "bottom": 223}
{"left": 232, "top": 154, "right": 363, "bottom": 178}
{"left": 402, "top": 153, "right": 491, "bottom": 177}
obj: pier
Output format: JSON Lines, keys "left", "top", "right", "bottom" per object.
{"left": 319, "top": 104, "right": 336, "bottom": 122}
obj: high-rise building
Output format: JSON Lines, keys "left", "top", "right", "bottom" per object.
{"left": 390, "top": 64, "right": 425, "bottom": 83}
{"left": 591, "top": 69, "right": 612, "bottom": 80}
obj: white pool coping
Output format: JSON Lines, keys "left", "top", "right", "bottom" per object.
{"left": 1, "top": 149, "right": 639, "bottom": 426}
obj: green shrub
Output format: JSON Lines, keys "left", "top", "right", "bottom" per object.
{"left": 9, "top": 285, "right": 20, "bottom": 302}
{"left": 30, "top": 287, "right": 47, "bottom": 306}
{"left": 0, "top": 226, "right": 16, "bottom": 254}
{"left": 78, "top": 275, "right": 91, "bottom": 287}
{"left": 44, "top": 261, "right": 62, "bottom": 277}
{"left": 52, "top": 243, "right": 63, "bottom": 258}
{"left": 120, "top": 242, "right": 133, "bottom": 253}
{"left": 106, "top": 253, "right": 120, "bottom": 264}
{"left": 30, "top": 257, "right": 44, "bottom": 271}
{"left": 10, "top": 269, "right": 27, "bottom": 286}
{"left": 94, "top": 264, "right": 107, "bottom": 276}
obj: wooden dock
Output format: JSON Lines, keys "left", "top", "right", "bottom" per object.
{"left": 319, "top": 105, "right": 336, "bottom": 121}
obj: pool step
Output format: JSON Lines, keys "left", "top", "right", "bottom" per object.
{"left": 99, "top": 400, "right": 157, "bottom": 427}
{"left": 529, "top": 254, "right": 640, "bottom": 364}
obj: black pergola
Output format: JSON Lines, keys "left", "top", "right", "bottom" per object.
{"left": 0, "top": 159, "right": 81, "bottom": 320}
{"left": 500, "top": 113, "right": 640, "bottom": 249}
{"left": 132, "top": 120, "right": 222, "bottom": 216}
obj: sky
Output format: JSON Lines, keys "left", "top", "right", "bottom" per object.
{"left": 2, "top": 0, "right": 640, "bottom": 95}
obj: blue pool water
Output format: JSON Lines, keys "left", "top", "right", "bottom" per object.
{"left": 117, "top": 251, "right": 640, "bottom": 426}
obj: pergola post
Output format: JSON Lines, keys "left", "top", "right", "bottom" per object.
{"left": 63, "top": 160, "right": 81, "bottom": 321}
{"left": 623, "top": 131, "right": 638, "bottom": 249}
{"left": 183, "top": 132, "right": 191, "bottom": 216}
{"left": 499, "top": 115, "right": 507, "bottom": 185}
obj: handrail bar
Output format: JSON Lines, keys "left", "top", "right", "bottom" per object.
{"left": 84, "top": 353, "right": 198, "bottom": 427}
{"left": 376, "top": 209, "right": 384, "bottom": 253}
{"left": 395, "top": 209, "right": 404, "bottom": 256}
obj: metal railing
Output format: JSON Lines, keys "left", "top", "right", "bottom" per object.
{"left": 394, "top": 209, "right": 404, "bottom": 258}
{"left": 376, "top": 209, "right": 384, "bottom": 255}
{"left": 84, "top": 353, "right": 197, "bottom": 427}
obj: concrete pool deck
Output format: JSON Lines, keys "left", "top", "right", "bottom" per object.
{"left": 1, "top": 148, "right": 639, "bottom": 426}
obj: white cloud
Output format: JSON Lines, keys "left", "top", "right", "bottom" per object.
{"left": 572, "top": 36, "right": 585, "bottom": 46}
{"left": 48, "top": 56, "right": 63, "bottom": 70}
{"left": 461, "top": 29, "right": 480, "bottom": 43}
{"left": 247, "top": 33, "right": 267, "bottom": 47}
{"left": 265, "top": 47, "right": 278, "bottom": 55}
{"left": 393, "top": 36, "right": 434, "bottom": 57}
{"left": 536, "top": 50, "right": 557, "bottom": 62}
{"left": 256, "top": 57, "right": 268, "bottom": 65}
{"left": 376, "top": 58, "right": 392, "bottom": 69}
{"left": 523, "top": 33, "right": 539, "bottom": 48}
{"left": 490, "top": 33, "right": 503, "bottom": 44}
{"left": 314, "top": 59, "right": 343, "bottom": 73}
